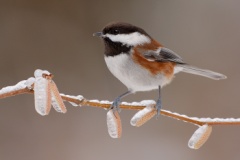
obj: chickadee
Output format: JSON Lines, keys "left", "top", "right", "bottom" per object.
{"left": 93, "top": 22, "right": 226, "bottom": 116}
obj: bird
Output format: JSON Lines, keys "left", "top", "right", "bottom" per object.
{"left": 93, "top": 22, "right": 227, "bottom": 116}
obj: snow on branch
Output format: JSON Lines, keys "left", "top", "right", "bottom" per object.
{"left": 0, "top": 69, "right": 239, "bottom": 149}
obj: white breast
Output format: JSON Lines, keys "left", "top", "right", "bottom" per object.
{"left": 104, "top": 53, "right": 172, "bottom": 92}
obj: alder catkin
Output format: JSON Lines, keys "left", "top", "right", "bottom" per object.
{"left": 188, "top": 124, "right": 212, "bottom": 149}
{"left": 131, "top": 106, "right": 156, "bottom": 127}
{"left": 34, "top": 77, "right": 51, "bottom": 116}
{"left": 50, "top": 80, "right": 67, "bottom": 113}
{"left": 106, "top": 110, "right": 122, "bottom": 138}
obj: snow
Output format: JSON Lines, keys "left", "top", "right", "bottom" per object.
{"left": 188, "top": 124, "right": 212, "bottom": 149}
{"left": 34, "top": 69, "right": 51, "bottom": 78}
{"left": 99, "top": 100, "right": 112, "bottom": 110}
{"left": 25, "top": 77, "right": 35, "bottom": 89}
{"left": 192, "top": 117, "right": 240, "bottom": 123}
{"left": 98, "top": 99, "right": 156, "bottom": 107}
{"left": 89, "top": 99, "right": 155, "bottom": 107}
{"left": 0, "top": 80, "right": 27, "bottom": 95}
{"left": 161, "top": 109, "right": 240, "bottom": 124}
{"left": 60, "top": 94, "right": 84, "bottom": 101}
{"left": 106, "top": 110, "right": 122, "bottom": 138}
{"left": 89, "top": 99, "right": 100, "bottom": 103}
{"left": 89, "top": 100, "right": 112, "bottom": 109}
{"left": 60, "top": 94, "right": 84, "bottom": 107}
{"left": 99, "top": 100, "right": 112, "bottom": 104}
{"left": 121, "top": 101, "right": 144, "bottom": 106}
{"left": 89, "top": 99, "right": 114, "bottom": 105}
{"left": 139, "top": 100, "right": 156, "bottom": 106}
{"left": 0, "top": 70, "right": 50, "bottom": 96}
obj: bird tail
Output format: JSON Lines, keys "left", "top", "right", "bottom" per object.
{"left": 177, "top": 64, "right": 227, "bottom": 80}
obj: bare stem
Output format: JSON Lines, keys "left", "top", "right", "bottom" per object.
{"left": 0, "top": 88, "right": 31, "bottom": 99}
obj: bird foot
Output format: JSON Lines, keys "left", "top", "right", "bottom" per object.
{"left": 110, "top": 97, "right": 121, "bottom": 114}
{"left": 155, "top": 99, "right": 162, "bottom": 119}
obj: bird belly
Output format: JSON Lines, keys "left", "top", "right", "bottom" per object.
{"left": 104, "top": 54, "right": 173, "bottom": 92}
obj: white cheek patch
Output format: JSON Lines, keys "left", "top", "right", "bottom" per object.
{"left": 105, "top": 32, "right": 151, "bottom": 46}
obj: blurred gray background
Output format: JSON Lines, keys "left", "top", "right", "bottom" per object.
{"left": 0, "top": 0, "right": 240, "bottom": 160}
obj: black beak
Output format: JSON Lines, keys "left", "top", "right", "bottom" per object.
{"left": 93, "top": 32, "right": 103, "bottom": 37}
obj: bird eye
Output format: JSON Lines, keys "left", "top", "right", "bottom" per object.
{"left": 112, "top": 29, "right": 120, "bottom": 35}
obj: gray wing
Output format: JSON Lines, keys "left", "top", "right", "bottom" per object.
{"left": 141, "top": 47, "right": 227, "bottom": 80}
{"left": 143, "top": 47, "right": 185, "bottom": 64}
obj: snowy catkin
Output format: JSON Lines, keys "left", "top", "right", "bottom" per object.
{"left": 130, "top": 100, "right": 156, "bottom": 127}
{"left": 131, "top": 106, "right": 156, "bottom": 127}
{"left": 50, "top": 81, "right": 67, "bottom": 113}
{"left": 188, "top": 124, "right": 212, "bottom": 149}
{"left": 106, "top": 110, "right": 122, "bottom": 138}
{"left": 34, "top": 77, "right": 51, "bottom": 116}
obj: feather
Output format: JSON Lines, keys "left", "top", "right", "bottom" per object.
{"left": 178, "top": 64, "right": 227, "bottom": 80}
{"left": 142, "top": 47, "right": 185, "bottom": 64}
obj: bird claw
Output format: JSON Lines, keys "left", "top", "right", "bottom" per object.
{"left": 110, "top": 97, "right": 121, "bottom": 113}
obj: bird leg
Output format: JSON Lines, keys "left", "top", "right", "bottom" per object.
{"left": 110, "top": 90, "right": 132, "bottom": 113}
{"left": 156, "top": 85, "right": 162, "bottom": 118}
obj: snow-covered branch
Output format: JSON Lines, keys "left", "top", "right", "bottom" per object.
{"left": 0, "top": 69, "right": 239, "bottom": 149}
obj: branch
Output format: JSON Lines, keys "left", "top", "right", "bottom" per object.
{"left": 1, "top": 85, "right": 239, "bottom": 126}
{"left": 0, "top": 69, "right": 239, "bottom": 149}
